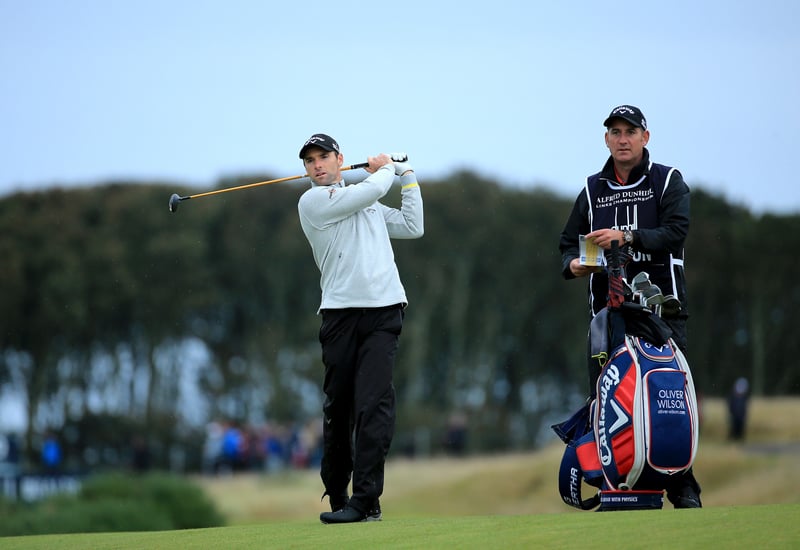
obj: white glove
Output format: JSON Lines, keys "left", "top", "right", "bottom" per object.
{"left": 390, "top": 153, "right": 413, "bottom": 176}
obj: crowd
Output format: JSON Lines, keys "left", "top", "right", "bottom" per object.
{"left": 202, "top": 418, "right": 323, "bottom": 475}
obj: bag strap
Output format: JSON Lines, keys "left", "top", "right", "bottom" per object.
{"left": 551, "top": 403, "right": 591, "bottom": 444}
{"left": 558, "top": 431, "right": 603, "bottom": 510}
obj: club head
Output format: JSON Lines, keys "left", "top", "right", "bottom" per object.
{"left": 661, "top": 295, "right": 682, "bottom": 316}
{"left": 631, "top": 271, "right": 651, "bottom": 291}
{"left": 642, "top": 285, "right": 664, "bottom": 306}
{"left": 169, "top": 194, "right": 181, "bottom": 213}
{"left": 622, "top": 279, "right": 635, "bottom": 297}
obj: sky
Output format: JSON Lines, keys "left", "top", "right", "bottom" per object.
{"left": 1, "top": 1, "right": 799, "bottom": 214}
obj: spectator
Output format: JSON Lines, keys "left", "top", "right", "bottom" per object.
{"left": 443, "top": 411, "right": 468, "bottom": 456}
{"left": 220, "top": 422, "right": 244, "bottom": 472}
{"left": 728, "top": 377, "right": 750, "bottom": 441}
{"left": 41, "top": 432, "right": 63, "bottom": 476}
{"left": 131, "top": 435, "right": 151, "bottom": 473}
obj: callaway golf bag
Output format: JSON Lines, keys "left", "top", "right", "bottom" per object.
{"left": 552, "top": 242, "right": 699, "bottom": 511}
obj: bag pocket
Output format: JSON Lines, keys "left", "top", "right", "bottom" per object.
{"left": 642, "top": 367, "right": 695, "bottom": 473}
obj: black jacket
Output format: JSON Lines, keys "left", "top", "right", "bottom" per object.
{"left": 559, "top": 148, "right": 690, "bottom": 318}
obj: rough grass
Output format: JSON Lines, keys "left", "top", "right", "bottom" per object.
{"left": 198, "top": 397, "right": 800, "bottom": 524}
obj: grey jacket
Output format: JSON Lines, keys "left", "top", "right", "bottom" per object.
{"left": 298, "top": 164, "right": 424, "bottom": 311}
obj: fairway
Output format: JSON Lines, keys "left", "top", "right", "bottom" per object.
{"left": 2, "top": 397, "right": 798, "bottom": 548}
{"left": 2, "top": 504, "right": 798, "bottom": 549}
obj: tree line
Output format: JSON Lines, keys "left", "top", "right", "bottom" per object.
{"left": 0, "top": 172, "right": 798, "bottom": 468}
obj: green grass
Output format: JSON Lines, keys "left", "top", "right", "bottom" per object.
{"left": 2, "top": 397, "right": 798, "bottom": 548}
{"left": 2, "top": 504, "right": 798, "bottom": 549}
{"left": 196, "top": 398, "right": 800, "bottom": 524}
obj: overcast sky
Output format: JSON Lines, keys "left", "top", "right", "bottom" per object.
{"left": 1, "top": 0, "right": 798, "bottom": 214}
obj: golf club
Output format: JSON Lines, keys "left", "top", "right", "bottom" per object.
{"left": 631, "top": 271, "right": 652, "bottom": 292}
{"left": 168, "top": 161, "right": 376, "bottom": 213}
{"left": 660, "top": 295, "right": 682, "bottom": 316}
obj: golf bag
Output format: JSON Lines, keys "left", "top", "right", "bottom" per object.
{"left": 552, "top": 243, "right": 699, "bottom": 511}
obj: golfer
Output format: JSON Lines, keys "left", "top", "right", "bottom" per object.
{"left": 297, "top": 134, "right": 424, "bottom": 524}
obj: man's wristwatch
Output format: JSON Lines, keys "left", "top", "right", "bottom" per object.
{"left": 623, "top": 229, "right": 634, "bottom": 245}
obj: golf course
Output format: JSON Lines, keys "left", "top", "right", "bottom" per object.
{"left": 2, "top": 397, "right": 798, "bottom": 549}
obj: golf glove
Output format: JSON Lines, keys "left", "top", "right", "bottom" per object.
{"left": 390, "top": 153, "right": 413, "bottom": 176}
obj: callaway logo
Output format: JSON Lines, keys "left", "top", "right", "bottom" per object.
{"left": 610, "top": 105, "right": 647, "bottom": 130}
{"left": 608, "top": 400, "right": 629, "bottom": 433}
{"left": 304, "top": 135, "right": 339, "bottom": 153}
{"left": 597, "top": 363, "right": 630, "bottom": 466}
{"left": 640, "top": 341, "right": 666, "bottom": 353}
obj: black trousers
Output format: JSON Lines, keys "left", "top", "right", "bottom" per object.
{"left": 318, "top": 304, "right": 403, "bottom": 514}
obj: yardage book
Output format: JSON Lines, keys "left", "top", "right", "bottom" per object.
{"left": 579, "top": 235, "right": 606, "bottom": 267}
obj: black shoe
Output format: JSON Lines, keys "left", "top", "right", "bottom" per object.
{"left": 672, "top": 487, "right": 702, "bottom": 509}
{"left": 367, "top": 500, "right": 382, "bottom": 521}
{"left": 330, "top": 497, "right": 349, "bottom": 512}
{"left": 320, "top": 504, "right": 369, "bottom": 524}
{"left": 322, "top": 491, "right": 349, "bottom": 512}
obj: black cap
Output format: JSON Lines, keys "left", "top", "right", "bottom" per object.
{"left": 603, "top": 105, "right": 647, "bottom": 130}
{"left": 299, "top": 133, "right": 340, "bottom": 159}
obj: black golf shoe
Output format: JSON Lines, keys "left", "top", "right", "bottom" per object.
{"left": 320, "top": 501, "right": 382, "bottom": 524}
{"left": 322, "top": 490, "right": 350, "bottom": 512}
{"left": 368, "top": 500, "right": 382, "bottom": 521}
{"left": 672, "top": 486, "right": 702, "bottom": 509}
{"left": 320, "top": 504, "right": 366, "bottom": 524}
{"left": 330, "top": 497, "right": 348, "bottom": 512}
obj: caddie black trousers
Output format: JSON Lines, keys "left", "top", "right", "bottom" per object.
{"left": 318, "top": 304, "right": 403, "bottom": 514}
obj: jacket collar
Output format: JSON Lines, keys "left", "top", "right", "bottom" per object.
{"left": 310, "top": 179, "right": 345, "bottom": 189}
{"left": 599, "top": 147, "right": 651, "bottom": 185}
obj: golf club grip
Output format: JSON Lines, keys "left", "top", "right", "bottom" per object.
{"left": 608, "top": 240, "right": 620, "bottom": 273}
{"left": 607, "top": 240, "right": 625, "bottom": 308}
{"left": 346, "top": 154, "right": 408, "bottom": 171}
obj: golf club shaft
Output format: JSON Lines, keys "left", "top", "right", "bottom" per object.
{"left": 179, "top": 162, "right": 369, "bottom": 202}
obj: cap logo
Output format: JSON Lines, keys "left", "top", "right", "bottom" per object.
{"left": 303, "top": 135, "right": 339, "bottom": 153}
{"left": 299, "top": 133, "right": 340, "bottom": 159}
{"left": 607, "top": 105, "right": 646, "bottom": 130}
